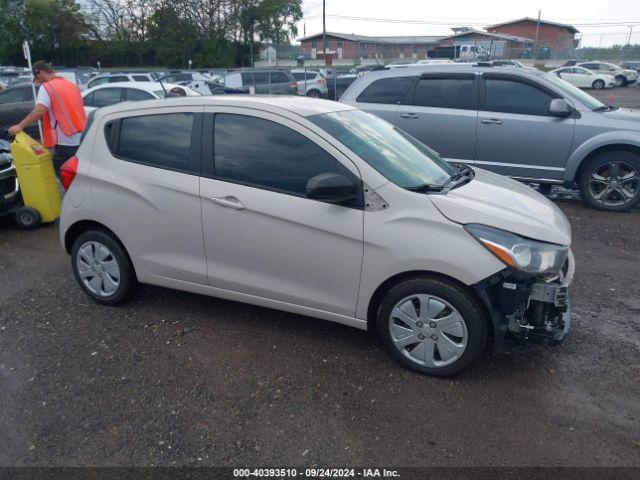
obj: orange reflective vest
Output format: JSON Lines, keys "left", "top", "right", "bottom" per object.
{"left": 41, "top": 77, "right": 87, "bottom": 148}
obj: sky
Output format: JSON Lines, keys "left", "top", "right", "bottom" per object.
{"left": 297, "top": 0, "right": 640, "bottom": 48}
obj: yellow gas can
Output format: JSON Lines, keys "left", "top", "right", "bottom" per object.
{"left": 10, "top": 132, "right": 61, "bottom": 225}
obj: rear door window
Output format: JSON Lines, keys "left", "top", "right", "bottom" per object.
{"left": 133, "top": 75, "right": 150, "bottom": 82}
{"left": 253, "top": 72, "right": 269, "bottom": 84}
{"left": 125, "top": 89, "right": 155, "bottom": 101}
{"left": 113, "top": 113, "right": 195, "bottom": 172}
{"left": 270, "top": 72, "right": 289, "bottom": 84}
{"left": 91, "top": 88, "right": 123, "bottom": 108}
{"left": 356, "top": 76, "right": 415, "bottom": 104}
{"left": 484, "top": 78, "right": 556, "bottom": 116}
{"left": 411, "top": 77, "right": 476, "bottom": 110}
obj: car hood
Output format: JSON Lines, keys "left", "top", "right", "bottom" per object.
{"left": 601, "top": 107, "right": 640, "bottom": 121}
{"left": 430, "top": 168, "right": 571, "bottom": 246}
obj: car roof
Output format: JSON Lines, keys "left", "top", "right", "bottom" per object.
{"left": 93, "top": 95, "right": 355, "bottom": 118}
{"left": 357, "top": 64, "right": 547, "bottom": 79}
{"left": 82, "top": 81, "right": 173, "bottom": 96}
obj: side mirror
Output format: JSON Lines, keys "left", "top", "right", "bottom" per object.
{"left": 306, "top": 172, "right": 356, "bottom": 204}
{"left": 549, "top": 98, "right": 572, "bottom": 118}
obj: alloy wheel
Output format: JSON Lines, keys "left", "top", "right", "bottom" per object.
{"left": 76, "top": 241, "right": 121, "bottom": 297}
{"left": 588, "top": 160, "right": 640, "bottom": 207}
{"left": 388, "top": 294, "right": 468, "bottom": 368}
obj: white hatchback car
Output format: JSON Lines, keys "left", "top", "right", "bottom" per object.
{"left": 59, "top": 96, "right": 574, "bottom": 376}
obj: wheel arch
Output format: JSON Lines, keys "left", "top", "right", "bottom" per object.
{"left": 564, "top": 134, "right": 640, "bottom": 184}
{"left": 365, "top": 270, "right": 494, "bottom": 341}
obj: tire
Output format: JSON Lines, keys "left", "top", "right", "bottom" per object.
{"left": 306, "top": 89, "right": 321, "bottom": 98}
{"left": 71, "top": 229, "right": 139, "bottom": 305}
{"left": 376, "top": 277, "right": 487, "bottom": 377}
{"left": 592, "top": 79, "right": 605, "bottom": 90}
{"left": 537, "top": 183, "right": 552, "bottom": 196}
{"left": 615, "top": 75, "right": 627, "bottom": 87}
{"left": 578, "top": 150, "right": 640, "bottom": 212}
{"left": 15, "top": 207, "right": 41, "bottom": 230}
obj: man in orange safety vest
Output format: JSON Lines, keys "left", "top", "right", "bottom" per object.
{"left": 8, "top": 61, "right": 87, "bottom": 176}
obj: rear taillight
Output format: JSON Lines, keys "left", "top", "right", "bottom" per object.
{"left": 289, "top": 81, "right": 297, "bottom": 90}
{"left": 60, "top": 155, "right": 78, "bottom": 190}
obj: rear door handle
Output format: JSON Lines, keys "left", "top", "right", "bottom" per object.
{"left": 400, "top": 112, "right": 419, "bottom": 119}
{"left": 481, "top": 118, "right": 503, "bottom": 125}
{"left": 210, "top": 196, "right": 244, "bottom": 210}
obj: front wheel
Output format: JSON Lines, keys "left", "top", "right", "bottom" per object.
{"left": 578, "top": 151, "right": 640, "bottom": 211}
{"left": 592, "top": 79, "right": 605, "bottom": 90}
{"left": 71, "top": 230, "right": 139, "bottom": 305}
{"left": 306, "top": 89, "right": 321, "bottom": 98}
{"left": 376, "top": 277, "right": 487, "bottom": 377}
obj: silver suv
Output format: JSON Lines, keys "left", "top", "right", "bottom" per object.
{"left": 59, "top": 96, "right": 574, "bottom": 376}
{"left": 341, "top": 65, "right": 640, "bottom": 212}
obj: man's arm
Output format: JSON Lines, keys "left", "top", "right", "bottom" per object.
{"left": 8, "top": 104, "right": 48, "bottom": 136}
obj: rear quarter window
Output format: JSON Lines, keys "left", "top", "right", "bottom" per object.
{"left": 356, "top": 76, "right": 415, "bottom": 104}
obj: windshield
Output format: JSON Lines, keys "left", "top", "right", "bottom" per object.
{"left": 545, "top": 73, "right": 605, "bottom": 111}
{"left": 309, "top": 109, "right": 455, "bottom": 189}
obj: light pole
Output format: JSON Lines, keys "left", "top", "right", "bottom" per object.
{"left": 322, "top": 0, "right": 327, "bottom": 65}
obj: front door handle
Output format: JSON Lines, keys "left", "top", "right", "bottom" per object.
{"left": 481, "top": 118, "right": 503, "bottom": 125}
{"left": 210, "top": 196, "right": 244, "bottom": 210}
{"left": 400, "top": 112, "right": 419, "bottom": 119}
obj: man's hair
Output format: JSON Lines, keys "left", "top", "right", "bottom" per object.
{"left": 32, "top": 61, "right": 54, "bottom": 76}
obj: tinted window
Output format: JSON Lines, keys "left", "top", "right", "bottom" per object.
{"left": 88, "top": 77, "right": 109, "bottom": 88}
{"left": 253, "top": 72, "right": 269, "bottom": 84}
{"left": 412, "top": 77, "right": 475, "bottom": 109}
{"left": 92, "top": 88, "right": 122, "bottom": 108}
{"left": 214, "top": 114, "right": 341, "bottom": 196}
{"left": 133, "top": 75, "right": 149, "bottom": 82}
{"left": 0, "top": 87, "right": 28, "bottom": 104}
{"left": 125, "top": 89, "right": 154, "bottom": 101}
{"left": 484, "top": 79, "right": 555, "bottom": 116}
{"left": 117, "top": 113, "right": 194, "bottom": 171}
{"left": 270, "top": 72, "right": 289, "bottom": 83}
{"left": 356, "top": 76, "right": 415, "bottom": 104}
{"left": 581, "top": 63, "right": 597, "bottom": 70}
{"left": 241, "top": 73, "right": 254, "bottom": 85}
{"left": 83, "top": 92, "right": 94, "bottom": 107}
{"left": 108, "top": 76, "right": 128, "bottom": 83}
{"left": 292, "top": 72, "right": 306, "bottom": 81}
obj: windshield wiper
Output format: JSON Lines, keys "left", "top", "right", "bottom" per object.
{"left": 405, "top": 183, "right": 445, "bottom": 193}
{"left": 443, "top": 164, "right": 475, "bottom": 189}
{"left": 594, "top": 104, "right": 618, "bottom": 112}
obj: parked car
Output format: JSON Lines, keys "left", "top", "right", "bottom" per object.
{"left": 416, "top": 59, "right": 456, "bottom": 65}
{"left": 223, "top": 70, "right": 298, "bottom": 95}
{"left": 159, "top": 71, "right": 220, "bottom": 96}
{"left": 290, "top": 70, "right": 328, "bottom": 97}
{"left": 577, "top": 61, "right": 638, "bottom": 87}
{"left": 319, "top": 69, "right": 358, "bottom": 100}
{"left": 87, "top": 73, "right": 156, "bottom": 90}
{"left": 620, "top": 61, "right": 640, "bottom": 73}
{"left": 550, "top": 66, "right": 615, "bottom": 90}
{"left": 341, "top": 65, "right": 640, "bottom": 211}
{"left": 0, "top": 84, "right": 40, "bottom": 141}
{"left": 82, "top": 82, "right": 200, "bottom": 113}
{"left": 59, "top": 95, "right": 574, "bottom": 376}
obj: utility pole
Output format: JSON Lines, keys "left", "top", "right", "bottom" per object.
{"left": 622, "top": 25, "right": 634, "bottom": 62}
{"left": 533, "top": 9, "right": 541, "bottom": 59}
{"left": 322, "top": 0, "right": 327, "bottom": 66}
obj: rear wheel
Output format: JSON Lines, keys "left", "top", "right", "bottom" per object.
{"left": 592, "top": 79, "right": 605, "bottom": 90}
{"left": 376, "top": 277, "right": 487, "bottom": 377}
{"left": 578, "top": 150, "right": 640, "bottom": 211}
{"left": 71, "top": 230, "right": 139, "bottom": 305}
{"left": 306, "top": 89, "right": 321, "bottom": 98}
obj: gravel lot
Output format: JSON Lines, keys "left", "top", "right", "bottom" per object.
{"left": 1, "top": 198, "right": 639, "bottom": 468}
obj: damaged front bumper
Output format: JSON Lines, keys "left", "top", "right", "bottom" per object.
{"left": 474, "top": 250, "right": 575, "bottom": 350}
